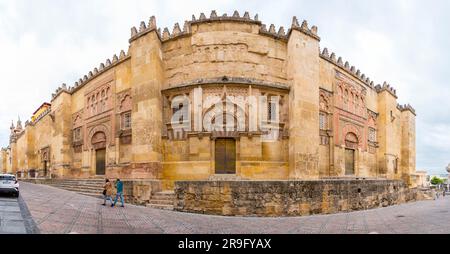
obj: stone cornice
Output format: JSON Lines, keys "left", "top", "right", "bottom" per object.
{"left": 162, "top": 77, "right": 290, "bottom": 93}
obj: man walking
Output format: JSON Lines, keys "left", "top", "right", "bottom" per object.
{"left": 112, "top": 178, "right": 125, "bottom": 208}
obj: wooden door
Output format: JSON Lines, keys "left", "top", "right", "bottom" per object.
{"left": 43, "top": 161, "right": 48, "bottom": 177}
{"left": 215, "top": 139, "right": 236, "bottom": 174}
{"left": 96, "top": 149, "right": 106, "bottom": 175}
{"left": 345, "top": 149, "right": 355, "bottom": 175}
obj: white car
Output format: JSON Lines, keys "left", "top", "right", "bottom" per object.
{"left": 0, "top": 174, "right": 20, "bottom": 197}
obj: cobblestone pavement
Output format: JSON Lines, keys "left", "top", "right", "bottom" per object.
{"left": 19, "top": 182, "right": 450, "bottom": 234}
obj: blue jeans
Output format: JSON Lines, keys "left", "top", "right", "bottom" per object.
{"left": 104, "top": 195, "right": 114, "bottom": 205}
{"left": 114, "top": 192, "right": 125, "bottom": 206}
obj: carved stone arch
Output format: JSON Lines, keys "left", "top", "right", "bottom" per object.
{"left": 87, "top": 124, "right": 110, "bottom": 150}
{"left": 73, "top": 114, "right": 82, "bottom": 127}
{"left": 342, "top": 124, "right": 362, "bottom": 148}
{"left": 368, "top": 113, "right": 377, "bottom": 128}
{"left": 319, "top": 94, "right": 329, "bottom": 112}
{"left": 119, "top": 94, "right": 132, "bottom": 113}
{"left": 345, "top": 132, "right": 359, "bottom": 150}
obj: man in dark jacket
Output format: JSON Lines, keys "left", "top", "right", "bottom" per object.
{"left": 112, "top": 179, "right": 125, "bottom": 208}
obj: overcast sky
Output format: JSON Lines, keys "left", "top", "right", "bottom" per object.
{"left": 0, "top": 0, "right": 449, "bottom": 175}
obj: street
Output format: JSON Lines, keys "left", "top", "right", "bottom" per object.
{"left": 1, "top": 182, "right": 448, "bottom": 234}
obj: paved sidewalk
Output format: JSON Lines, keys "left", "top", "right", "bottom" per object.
{"left": 0, "top": 196, "right": 34, "bottom": 234}
{"left": 19, "top": 182, "right": 450, "bottom": 234}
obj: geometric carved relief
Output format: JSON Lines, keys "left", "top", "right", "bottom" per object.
{"left": 86, "top": 83, "right": 112, "bottom": 118}
{"left": 87, "top": 124, "right": 110, "bottom": 150}
{"left": 91, "top": 131, "right": 107, "bottom": 150}
{"left": 41, "top": 147, "right": 50, "bottom": 162}
{"left": 341, "top": 123, "right": 362, "bottom": 149}
{"left": 345, "top": 132, "right": 359, "bottom": 149}
{"left": 117, "top": 89, "right": 132, "bottom": 114}
{"left": 319, "top": 89, "right": 332, "bottom": 113}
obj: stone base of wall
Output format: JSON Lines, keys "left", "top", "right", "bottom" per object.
{"left": 174, "top": 180, "right": 425, "bottom": 217}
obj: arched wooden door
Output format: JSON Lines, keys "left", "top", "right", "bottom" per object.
{"left": 96, "top": 149, "right": 106, "bottom": 175}
{"left": 345, "top": 132, "right": 358, "bottom": 176}
{"left": 92, "top": 131, "right": 107, "bottom": 176}
{"left": 215, "top": 138, "right": 236, "bottom": 174}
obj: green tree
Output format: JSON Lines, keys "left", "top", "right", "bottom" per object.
{"left": 430, "top": 176, "right": 445, "bottom": 185}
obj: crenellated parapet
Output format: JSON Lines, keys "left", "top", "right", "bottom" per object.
{"left": 51, "top": 83, "right": 70, "bottom": 101}
{"left": 289, "top": 17, "right": 320, "bottom": 41}
{"left": 320, "top": 47, "right": 378, "bottom": 90}
{"left": 51, "top": 49, "right": 130, "bottom": 101}
{"left": 320, "top": 47, "right": 402, "bottom": 100}
{"left": 375, "top": 82, "right": 398, "bottom": 98}
{"left": 128, "top": 11, "right": 320, "bottom": 44}
{"left": 259, "top": 23, "right": 288, "bottom": 41}
{"left": 397, "top": 103, "right": 416, "bottom": 115}
{"left": 130, "top": 16, "right": 158, "bottom": 42}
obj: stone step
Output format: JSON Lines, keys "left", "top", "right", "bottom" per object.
{"left": 151, "top": 194, "right": 175, "bottom": 200}
{"left": 51, "top": 184, "right": 104, "bottom": 190}
{"left": 51, "top": 183, "right": 103, "bottom": 189}
{"left": 152, "top": 191, "right": 175, "bottom": 197}
{"left": 146, "top": 204, "right": 174, "bottom": 211}
{"left": 56, "top": 180, "right": 105, "bottom": 183}
{"left": 53, "top": 186, "right": 103, "bottom": 194}
{"left": 147, "top": 191, "right": 175, "bottom": 210}
{"left": 55, "top": 182, "right": 105, "bottom": 186}
{"left": 147, "top": 199, "right": 174, "bottom": 205}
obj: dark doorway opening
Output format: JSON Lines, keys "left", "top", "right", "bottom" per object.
{"left": 345, "top": 148, "right": 355, "bottom": 175}
{"left": 96, "top": 149, "right": 106, "bottom": 176}
{"left": 215, "top": 138, "right": 236, "bottom": 174}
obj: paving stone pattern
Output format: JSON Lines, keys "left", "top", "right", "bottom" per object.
{"left": 19, "top": 182, "right": 450, "bottom": 234}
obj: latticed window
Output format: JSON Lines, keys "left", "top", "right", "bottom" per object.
{"left": 172, "top": 103, "right": 185, "bottom": 124}
{"left": 319, "top": 113, "right": 328, "bottom": 130}
{"left": 173, "top": 103, "right": 183, "bottom": 115}
{"left": 73, "top": 128, "right": 82, "bottom": 141}
{"left": 368, "top": 128, "right": 377, "bottom": 142}
{"left": 122, "top": 112, "right": 132, "bottom": 130}
{"left": 267, "top": 96, "right": 278, "bottom": 122}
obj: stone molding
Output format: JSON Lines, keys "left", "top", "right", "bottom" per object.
{"left": 162, "top": 77, "right": 290, "bottom": 93}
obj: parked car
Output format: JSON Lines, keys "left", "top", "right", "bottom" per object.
{"left": 0, "top": 174, "right": 20, "bottom": 197}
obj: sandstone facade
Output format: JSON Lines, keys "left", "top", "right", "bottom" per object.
{"left": 1, "top": 11, "right": 418, "bottom": 190}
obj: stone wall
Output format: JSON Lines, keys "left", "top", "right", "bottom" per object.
{"left": 122, "top": 180, "right": 163, "bottom": 205}
{"left": 174, "top": 180, "right": 422, "bottom": 217}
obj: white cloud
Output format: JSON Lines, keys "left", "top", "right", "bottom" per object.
{"left": 0, "top": 0, "right": 449, "bottom": 174}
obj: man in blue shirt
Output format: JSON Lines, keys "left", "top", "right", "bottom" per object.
{"left": 112, "top": 179, "right": 125, "bottom": 208}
